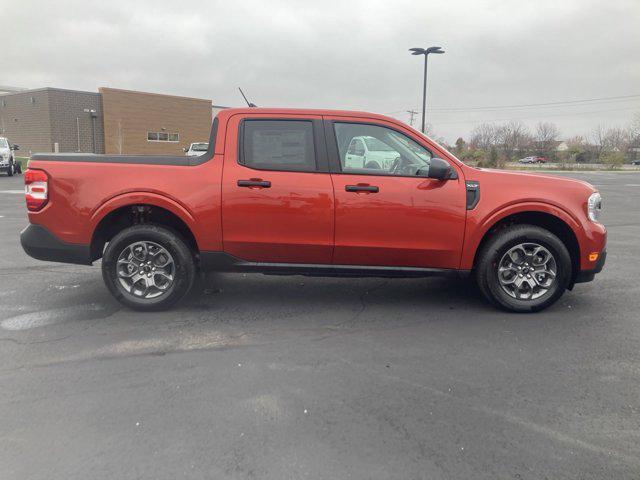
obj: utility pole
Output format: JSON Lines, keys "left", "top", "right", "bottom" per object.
{"left": 406, "top": 109, "right": 418, "bottom": 127}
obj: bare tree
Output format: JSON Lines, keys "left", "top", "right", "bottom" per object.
{"left": 535, "top": 122, "right": 560, "bottom": 157}
{"left": 602, "top": 127, "right": 629, "bottom": 152}
{"left": 591, "top": 125, "right": 607, "bottom": 158}
{"left": 469, "top": 123, "right": 498, "bottom": 151}
{"left": 629, "top": 112, "right": 640, "bottom": 141}
{"left": 592, "top": 124, "right": 630, "bottom": 161}
{"left": 498, "top": 121, "right": 529, "bottom": 162}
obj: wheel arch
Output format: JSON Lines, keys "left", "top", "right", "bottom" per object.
{"left": 90, "top": 193, "right": 198, "bottom": 262}
{"left": 469, "top": 205, "right": 582, "bottom": 284}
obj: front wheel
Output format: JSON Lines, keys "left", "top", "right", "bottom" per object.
{"left": 102, "top": 224, "right": 196, "bottom": 311}
{"left": 475, "top": 224, "right": 572, "bottom": 312}
{"left": 7, "top": 161, "right": 13, "bottom": 177}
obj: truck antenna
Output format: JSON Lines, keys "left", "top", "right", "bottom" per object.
{"left": 238, "top": 87, "right": 257, "bottom": 107}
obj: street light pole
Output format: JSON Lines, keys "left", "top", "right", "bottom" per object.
{"left": 409, "top": 46, "right": 445, "bottom": 133}
{"left": 421, "top": 54, "right": 428, "bottom": 134}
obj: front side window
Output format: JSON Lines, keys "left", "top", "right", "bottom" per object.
{"left": 335, "top": 123, "right": 432, "bottom": 176}
{"left": 0, "top": 138, "right": 8, "bottom": 148}
{"left": 241, "top": 120, "right": 316, "bottom": 171}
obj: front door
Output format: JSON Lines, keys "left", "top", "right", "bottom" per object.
{"left": 326, "top": 118, "right": 466, "bottom": 269}
{"left": 222, "top": 115, "right": 334, "bottom": 264}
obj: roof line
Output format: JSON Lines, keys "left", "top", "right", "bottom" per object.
{"left": 99, "top": 87, "right": 211, "bottom": 103}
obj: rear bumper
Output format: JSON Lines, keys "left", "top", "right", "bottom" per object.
{"left": 20, "top": 224, "right": 92, "bottom": 265}
{"left": 575, "top": 249, "right": 606, "bottom": 284}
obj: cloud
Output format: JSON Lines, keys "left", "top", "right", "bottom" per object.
{"left": 4, "top": 0, "right": 640, "bottom": 141}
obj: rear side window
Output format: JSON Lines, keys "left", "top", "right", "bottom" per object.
{"left": 241, "top": 120, "right": 316, "bottom": 172}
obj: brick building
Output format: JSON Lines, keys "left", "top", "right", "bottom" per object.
{"left": 0, "top": 87, "right": 213, "bottom": 156}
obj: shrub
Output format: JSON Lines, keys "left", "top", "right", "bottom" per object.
{"left": 600, "top": 150, "right": 625, "bottom": 170}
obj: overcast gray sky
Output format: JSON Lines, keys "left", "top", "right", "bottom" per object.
{"left": 4, "top": 0, "right": 640, "bottom": 141}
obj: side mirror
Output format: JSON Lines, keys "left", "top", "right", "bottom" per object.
{"left": 427, "top": 158, "right": 455, "bottom": 180}
{"left": 11, "top": 144, "right": 19, "bottom": 151}
{"left": 183, "top": 147, "right": 188, "bottom": 153}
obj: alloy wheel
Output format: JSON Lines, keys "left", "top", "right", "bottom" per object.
{"left": 116, "top": 241, "right": 175, "bottom": 299}
{"left": 497, "top": 242, "right": 557, "bottom": 300}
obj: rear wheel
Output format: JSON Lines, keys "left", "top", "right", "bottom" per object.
{"left": 475, "top": 224, "right": 572, "bottom": 312}
{"left": 102, "top": 224, "right": 195, "bottom": 311}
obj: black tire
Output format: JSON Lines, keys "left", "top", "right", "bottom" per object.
{"left": 475, "top": 224, "right": 572, "bottom": 312}
{"left": 7, "top": 160, "right": 13, "bottom": 177}
{"left": 102, "top": 224, "right": 196, "bottom": 311}
{"left": 14, "top": 160, "right": 22, "bottom": 174}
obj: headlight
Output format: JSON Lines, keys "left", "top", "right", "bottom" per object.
{"left": 587, "top": 192, "right": 602, "bottom": 222}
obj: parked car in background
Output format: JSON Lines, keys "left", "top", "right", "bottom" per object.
{"left": 0, "top": 137, "right": 21, "bottom": 176}
{"left": 632, "top": 159, "right": 640, "bottom": 166}
{"left": 518, "top": 156, "right": 537, "bottom": 164}
{"left": 184, "top": 142, "right": 209, "bottom": 157}
{"left": 20, "top": 107, "right": 606, "bottom": 313}
{"left": 519, "top": 156, "right": 547, "bottom": 164}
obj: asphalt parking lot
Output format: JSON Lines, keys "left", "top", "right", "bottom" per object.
{"left": 1, "top": 171, "right": 639, "bottom": 479}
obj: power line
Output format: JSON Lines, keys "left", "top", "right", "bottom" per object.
{"left": 425, "top": 105, "right": 640, "bottom": 125}
{"left": 384, "top": 93, "right": 640, "bottom": 115}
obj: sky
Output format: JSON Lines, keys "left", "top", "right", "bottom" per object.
{"left": 3, "top": 0, "right": 640, "bottom": 142}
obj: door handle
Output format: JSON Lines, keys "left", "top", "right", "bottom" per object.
{"left": 238, "top": 179, "right": 271, "bottom": 188}
{"left": 345, "top": 184, "right": 379, "bottom": 193}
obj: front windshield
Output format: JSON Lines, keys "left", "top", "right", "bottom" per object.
{"left": 0, "top": 138, "right": 8, "bottom": 148}
{"left": 191, "top": 143, "right": 208, "bottom": 152}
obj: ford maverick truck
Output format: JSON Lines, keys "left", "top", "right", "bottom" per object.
{"left": 20, "top": 108, "right": 606, "bottom": 312}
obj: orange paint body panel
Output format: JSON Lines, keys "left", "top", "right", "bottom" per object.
{"left": 26, "top": 159, "right": 224, "bottom": 251}
{"left": 221, "top": 113, "right": 334, "bottom": 263}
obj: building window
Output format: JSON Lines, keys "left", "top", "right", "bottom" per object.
{"left": 147, "top": 131, "right": 179, "bottom": 142}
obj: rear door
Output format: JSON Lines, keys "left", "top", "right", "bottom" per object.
{"left": 221, "top": 114, "right": 334, "bottom": 264}
{"left": 325, "top": 117, "right": 466, "bottom": 269}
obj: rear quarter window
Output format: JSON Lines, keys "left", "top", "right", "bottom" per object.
{"left": 241, "top": 120, "right": 316, "bottom": 172}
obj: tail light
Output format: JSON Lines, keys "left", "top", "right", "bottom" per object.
{"left": 24, "top": 169, "right": 49, "bottom": 211}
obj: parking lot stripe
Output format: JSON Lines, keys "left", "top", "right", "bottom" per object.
{"left": 0, "top": 190, "right": 24, "bottom": 194}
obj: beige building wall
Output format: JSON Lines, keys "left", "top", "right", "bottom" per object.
{"left": 100, "top": 87, "right": 212, "bottom": 155}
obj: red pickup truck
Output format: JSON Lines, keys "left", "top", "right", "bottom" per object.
{"left": 20, "top": 108, "right": 606, "bottom": 312}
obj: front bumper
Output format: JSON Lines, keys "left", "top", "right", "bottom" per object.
{"left": 575, "top": 249, "right": 606, "bottom": 284}
{"left": 20, "top": 224, "right": 92, "bottom": 265}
